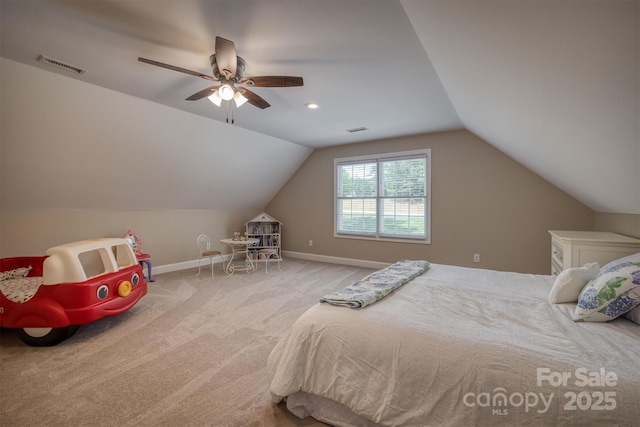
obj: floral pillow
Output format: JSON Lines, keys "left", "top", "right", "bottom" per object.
{"left": 573, "top": 256, "right": 640, "bottom": 322}
{"left": 549, "top": 262, "right": 599, "bottom": 304}
{"left": 0, "top": 266, "right": 32, "bottom": 281}
{"left": 601, "top": 252, "right": 640, "bottom": 270}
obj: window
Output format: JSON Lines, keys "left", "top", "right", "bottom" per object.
{"left": 335, "top": 149, "right": 430, "bottom": 243}
{"left": 78, "top": 250, "right": 106, "bottom": 279}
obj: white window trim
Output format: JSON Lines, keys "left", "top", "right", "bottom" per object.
{"left": 334, "top": 149, "right": 431, "bottom": 245}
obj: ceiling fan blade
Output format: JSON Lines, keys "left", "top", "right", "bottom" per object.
{"left": 238, "top": 88, "right": 270, "bottom": 109}
{"left": 239, "top": 76, "right": 304, "bottom": 87}
{"left": 138, "top": 57, "right": 216, "bottom": 81}
{"left": 185, "top": 85, "right": 220, "bottom": 101}
{"left": 215, "top": 36, "right": 237, "bottom": 79}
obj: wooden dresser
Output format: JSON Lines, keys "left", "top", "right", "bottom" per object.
{"left": 549, "top": 230, "right": 640, "bottom": 275}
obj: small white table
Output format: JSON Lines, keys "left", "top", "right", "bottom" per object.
{"left": 220, "top": 238, "right": 259, "bottom": 275}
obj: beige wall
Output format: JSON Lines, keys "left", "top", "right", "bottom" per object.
{"left": 0, "top": 58, "right": 311, "bottom": 212}
{"left": 0, "top": 209, "right": 260, "bottom": 265}
{"left": 595, "top": 213, "right": 640, "bottom": 239}
{"left": 0, "top": 59, "right": 300, "bottom": 269}
{"left": 265, "top": 130, "right": 595, "bottom": 274}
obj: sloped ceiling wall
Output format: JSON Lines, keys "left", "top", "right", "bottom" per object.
{"left": 401, "top": 0, "right": 639, "bottom": 214}
{"left": 0, "top": 58, "right": 312, "bottom": 211}
{"left": 0, "top": 1, "right": 638, "bottom": 216}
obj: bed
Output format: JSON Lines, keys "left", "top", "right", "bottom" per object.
{"left": 267, "top": 261, "right": 640, "bottom": 426}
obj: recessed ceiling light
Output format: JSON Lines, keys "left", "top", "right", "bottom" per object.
{"left": 305, "top": 103, "right": 319, "bottom": 109}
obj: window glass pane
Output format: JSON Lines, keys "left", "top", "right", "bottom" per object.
{"left": 380, "top": 198, "right": 425, "bottom": 237}
{"left": 337, "top": 162, "right": 377, "bottom": 197}
{"left": 337, "top": 198, "right": 376, "bottom": 234}
{"left": 380, "top": 157, "right": 425, "bottom": 197}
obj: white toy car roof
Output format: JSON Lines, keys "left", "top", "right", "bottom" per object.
{"left": 43, "top": 238, "right": 137, "bottom": 285}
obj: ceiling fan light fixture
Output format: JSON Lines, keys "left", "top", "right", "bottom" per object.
{"left": 208, "top": 90, "right": 222, "bottom": 106}
{"left": 218, "top": 83, "right": 235, "bottom": 101}
{"left": 234, "top": 91, "right": 248, "bottom": 108}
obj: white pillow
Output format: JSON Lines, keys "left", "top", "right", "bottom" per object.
{"left": 573, "top": 256, "right": 640, "bottom": 322}
{"left": 549, "top": 262, "right": 599, "bottom": 304}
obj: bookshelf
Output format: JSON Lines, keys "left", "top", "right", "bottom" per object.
{"left": 245, "top": 212, "right": 282, "bottom": 265}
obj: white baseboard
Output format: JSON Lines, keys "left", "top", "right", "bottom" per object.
{"left": 152, "top": 254, "right": 231, "bottom": 276}
{"left": 282, "top": 251, "right": 390, "bottom": 269}
{"left": 151, "top": 252, "right": 389, "bottom": 277}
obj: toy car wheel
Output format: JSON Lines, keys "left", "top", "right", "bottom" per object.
{"left": 16, "top": 325, "right": 80, "bottom": 347}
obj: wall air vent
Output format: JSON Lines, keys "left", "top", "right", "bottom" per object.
{"left": 346, "top": 127, "right": 368, "bottom": 133}
{"left": 37, "top": 55, "right": 87, "bottom": 75}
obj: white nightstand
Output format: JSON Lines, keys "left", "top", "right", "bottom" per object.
{"left": 549, "top": 230, "right": 640, "bottom": 275}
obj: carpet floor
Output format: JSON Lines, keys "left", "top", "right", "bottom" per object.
{"left": 0, "top": 258, "right": 376, "bottom": 427}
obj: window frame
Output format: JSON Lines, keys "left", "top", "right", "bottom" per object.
{"left": 334, "top": 149, "right": 431, "bottom": 244}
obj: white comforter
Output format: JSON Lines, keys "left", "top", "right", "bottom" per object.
{"left": 267, "top": 264, "right": 640, "bottom": 426}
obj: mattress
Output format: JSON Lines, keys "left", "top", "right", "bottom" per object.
{"left": 0, "top": 276, "right": 43, "bottom": 303}
{"left": 267, "top": 263, "right": 640, "bottom": 426}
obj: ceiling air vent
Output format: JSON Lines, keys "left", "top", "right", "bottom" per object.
{"left": 37, "top": 55, "right": 87, "bottom": 75}
{"left": 346, "top": 127, "right": 368, "bottom": 133}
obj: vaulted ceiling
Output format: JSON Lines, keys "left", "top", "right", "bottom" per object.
{"left": 1, "top": 0, "right": 638, "bottom": 214}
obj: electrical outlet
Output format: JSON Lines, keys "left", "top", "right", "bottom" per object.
{"left": 473, "top": 254, "right": 480, "bottom": 263}
{"left": 309, "top": 240, "right": 313, "bottom": 247}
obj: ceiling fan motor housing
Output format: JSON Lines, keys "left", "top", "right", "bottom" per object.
{"left": 210, "top": 54, "right": 245, "bottom": 82}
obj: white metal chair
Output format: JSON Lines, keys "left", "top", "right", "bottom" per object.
{"left": 196, "top": 234, "right": 221, "bottom": 277}
{"left": 258, "top": 233, "right": 281, "bottom": 274}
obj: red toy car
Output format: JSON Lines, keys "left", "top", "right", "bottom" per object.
{"left": 0, "top": 238, "right": 147, "bottom": 346}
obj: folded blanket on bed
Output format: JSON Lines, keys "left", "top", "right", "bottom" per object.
{"left": 320, "top": 259, "right": 430, "bottom": 308}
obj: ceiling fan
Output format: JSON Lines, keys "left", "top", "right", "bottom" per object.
{"left": 138, "top": 36, "right": 303, "bottom": 110}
